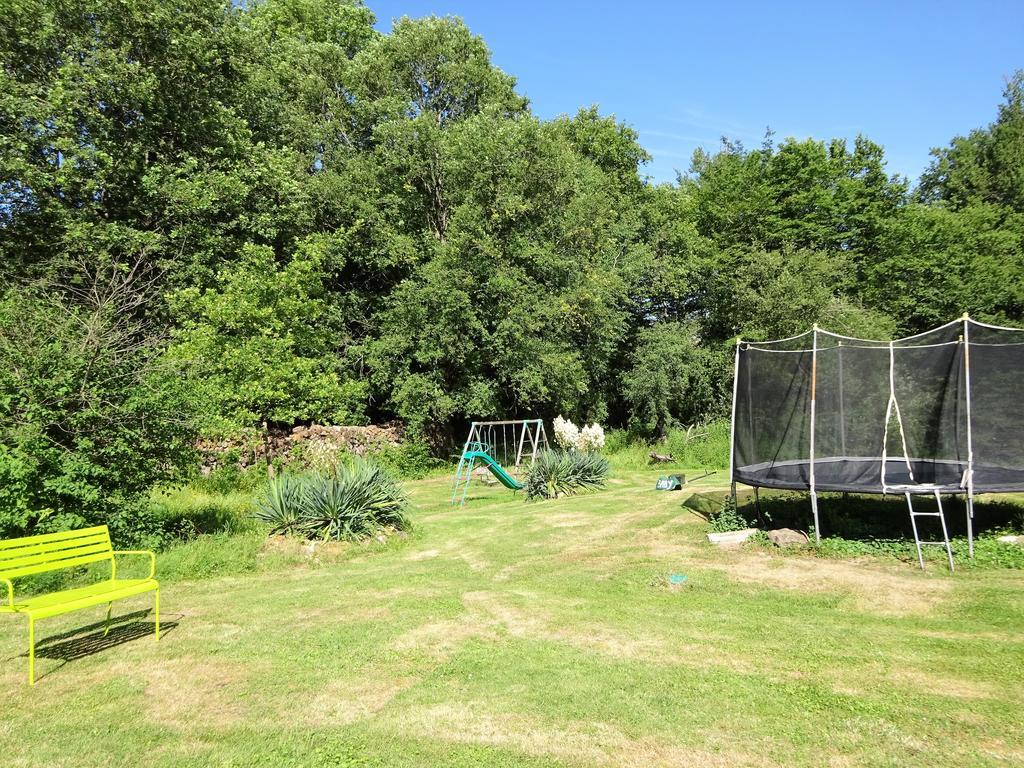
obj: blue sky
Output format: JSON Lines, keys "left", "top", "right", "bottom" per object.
{"left": 367, "top": 0, "right": 1023, "bottom": 185}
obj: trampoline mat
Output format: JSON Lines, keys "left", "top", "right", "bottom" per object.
{"left": 735, "top": 457, "right": 1024, "bottom": 494}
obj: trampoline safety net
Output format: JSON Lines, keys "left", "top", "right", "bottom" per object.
{"left": 731, "top": 318, "right": 1024, "bottom": 495}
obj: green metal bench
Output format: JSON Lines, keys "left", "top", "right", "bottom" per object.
{"left": 0, "top": 525, "right": 159, "bottom": 685}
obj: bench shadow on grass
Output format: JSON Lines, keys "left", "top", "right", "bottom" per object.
{"left": 14, "top": 610, "right": 181, "bottom": 681}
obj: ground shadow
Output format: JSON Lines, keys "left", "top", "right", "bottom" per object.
{"left": 685, "top": 488, "right": 1024, "bottom": 539}
{"left": 15, "top": 610, "right": 181, "bottom": 681}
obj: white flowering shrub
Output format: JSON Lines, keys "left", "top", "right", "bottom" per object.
{"left": 553, "top": 415, "right": 580, "bottom": 451}
{"left": 552, "top": 416, "right": 605, "bottom": 453}
{"left": 579, "top": 423, "right": 606, "bottom": 453}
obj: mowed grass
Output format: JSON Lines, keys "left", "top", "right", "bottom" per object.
{"left": 2, "top": 471, "right": 1023, "bottom": 767}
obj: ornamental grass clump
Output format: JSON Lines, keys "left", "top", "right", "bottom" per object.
{"left": 525, "top": 449, "right": 609, "bottom": 500}
{"left": 254, "top": 459, "right": 409, "bottom": 541}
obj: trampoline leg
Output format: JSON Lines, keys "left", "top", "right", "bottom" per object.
{"left": 810, "top": 491, "right": 821, "bottom": 544}
{"left": 935, "top": 491, "right": 955, "bottom": 572}
{"left": 966, "top": 494, "right": 975, "bottom": 558}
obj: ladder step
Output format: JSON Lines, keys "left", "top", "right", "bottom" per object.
{"left": 917, "top": 541, "right": 952, "bottom": 546}
{"left": 910, "top": 511, "right": 943, "bottom": 517}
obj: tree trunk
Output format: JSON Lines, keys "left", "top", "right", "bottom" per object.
{"left": 261, "top": 420, "right": 275, "bottom": 478}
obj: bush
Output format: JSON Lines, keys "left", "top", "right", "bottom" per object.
{"left": 371, "top": 440, "right": 442, "bottom": 480}
{"left": 664, "top": 420, "right": 731, "bottom": 468}
{"left": 0, "top": 283, "right": 198, "bottom": 545}
{"left": 254, "top": 459, "right": 410, "bottom": 541}
{"left": 603, "top": 419, "right": 730, "bottom": 471}
{"left": 525, "top": 450, "right": 609, "bottom": 500}
{"left": 709, "top": 494, "right": 750, "bottom": 532}
{"left": 189, "top": 460, "right": 267, "bottom": 495}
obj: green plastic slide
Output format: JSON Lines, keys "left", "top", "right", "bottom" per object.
{"left": 463, "top": 450, "right": 523, "bottom": 490}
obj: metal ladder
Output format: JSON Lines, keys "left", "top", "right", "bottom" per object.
{"left": 903, "top": 487, "right": 955, "bottom": 572}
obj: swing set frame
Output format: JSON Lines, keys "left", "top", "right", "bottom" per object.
{"left": 450, "top": 419, "right": 548, "bottom": 505}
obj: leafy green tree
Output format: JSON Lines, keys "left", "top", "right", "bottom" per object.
{"left": 0, "top": 0, "right": 263, "bottom": 290}
{"left": 689, "top": 133, "right": 906, "bottom": 258}
{"left": 703, "top": 245, "right": 896, "bottom": 342}
{"left": 0, "top": 278, "right": 196, "bottom": 543}
{"left": 865, "top": 203, "right": 1024, "bottom": 330}
{"left": 169, "top": 243, "right": 367, "bottom": 440}
{"left": 621, "top": 322, "right": 728, "bottom": 438}
{"left": 920, "top": 72, "right": 1024, "bottom": 212}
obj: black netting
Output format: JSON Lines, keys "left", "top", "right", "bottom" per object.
{"left": 732, "top": 320, "right": 1024, "bottom": 494}
{"left": 966, "top": 323, "right": 1024, "bottom": 491}
{"left": 733, "top": 333, "right": 812, "bottom": 489}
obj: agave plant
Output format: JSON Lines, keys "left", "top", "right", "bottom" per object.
{"left": 299, "top": 459, "right": 410, "bottom": 541}
{"left": 525, "top": 449, "right": 609, "bottom": 500}
{"left": 253, "top": 472, "right": 307, "bottom": 535}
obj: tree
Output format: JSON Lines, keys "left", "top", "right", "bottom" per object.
{"left": 168, "top": 244, "right": 367, "bottom": 448}
{"left": 621, "top": 322, "right": 727, "bottom": 438}
{"left": 0, "top": 273, "right": 196, "bottom": 543}
{"left": 0, "top": 0, "right": 261, "bottom": 290}
{"left": 865, "top": 203, "right": 1024, "bottom": 331}
{"left": 702, "top": 245, "right": 896, "bottom": 342}
{"left": 919, "top": 71, "right": 1024, "bottom": 213}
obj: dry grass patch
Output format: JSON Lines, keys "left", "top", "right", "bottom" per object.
{"left": 391, "top": 617, "right": 496, "bottom": 661}
{"left": 830, "top": 666, "right": 1001, "bottom": 701}
{"left": 401, "top": 701, "right": 781, "bottom": 768}
{"left": 135, "top": 656, "right": 252, "bottom": 730}
{"left": 301, "top": 673, "right": 419, "bottom": 726}
{"left": 701, "top": 551, "right": 954, "bottom": 617}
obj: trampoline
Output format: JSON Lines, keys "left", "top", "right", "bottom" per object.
{"left": 728, "top": 315, "right": 1024, "bottom": 557}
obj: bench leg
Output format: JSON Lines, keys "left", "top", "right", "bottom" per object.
{"left": 104, "top": 602, "right": 113, "bottom": 637}
{"left": 28, "top": 618, "right": 35, "bottom": 686}
{"left": 154, "top": 588, "right": 160, "bottom": 641}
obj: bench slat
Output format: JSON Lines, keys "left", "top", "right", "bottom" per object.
{"left": 0, "top": 551, "right": 114, "bottom": 580}
{"left": 0, "top": 542, "right": 113, "bottom": 573}
{"left": 0, "top": 526, "right": 110, "bottom": 551}
{"left": 0, "top": 533, "right": 111, "bottom": 563}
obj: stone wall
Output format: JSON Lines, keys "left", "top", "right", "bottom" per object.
{"left": 198, "top": 422, "right": 405, "bottom": 473}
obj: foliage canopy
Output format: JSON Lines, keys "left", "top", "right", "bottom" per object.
{"left": 1, "top": 0, "right": 1022, "bottom": 537}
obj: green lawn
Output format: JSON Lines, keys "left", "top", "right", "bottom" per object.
{"left": 2, "top": 471, "right": 1023, "bottom": 767}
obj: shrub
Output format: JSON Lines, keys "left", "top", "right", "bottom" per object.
{"left": 525, "top": 450, "right": 609, "bottom": 500}
{"left": 579, "top": 423, "right": 606, "bottom": 452}
{"left": 553, "top": 416, "right": 581, "bottom": 451}
{"left": 150, "top": 487, "right": 256, "bottom": 540}
{"left": 0, "top": 282, "right": 197, "bottom": 545}
{"left": 553, "top": 416, "right": 606, "bottom": 453}
{"left": 303, "top": 462, "right": 409, "bottom": 540}
{"left": 602, "top": 420, "right": 730, "bottom": 472}
{"left": 372, "top": 439, "right": 441, "bottom": 479}
{"left": 708, "top": 495, "right": 750, "bottom": 532}
{"left": 664, "top": 420, "right": 731, "bottom": 468}
{"left": 254, "top": 473, "right": 309, "bottom": 536}
{"left": 253, "top": 460, "right": 410, "bottom": 541}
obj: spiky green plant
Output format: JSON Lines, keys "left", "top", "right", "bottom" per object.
{"left": 525, "top": 449, "right": 609, "bottom": 500}
{"left": 253, "top": 472, "right": 307, "bottom": 535}
{"left": 299, "top": 459, "right": 410, "bottom": 541}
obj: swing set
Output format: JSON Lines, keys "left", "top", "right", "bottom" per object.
{"left": 450, "top": 419, "right": 548, "bottom": 505}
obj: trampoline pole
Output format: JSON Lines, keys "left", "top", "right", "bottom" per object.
{"left": 963, "top": 313, "right": 975, "bottom": 558}
{"left": 810, "top": 326, "right": 820, "bottom": 544}
{"left": 728, "top": 337, "right": 741, "bottom": 501}
{"left": 838, "top": 341, "right": 846, "bottom": 456}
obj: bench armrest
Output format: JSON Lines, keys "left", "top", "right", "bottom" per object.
{"left": 0, "top": 578, "right": 12, "bottom": 608}
{"left": 111, "top": 551, "right": 156, "bottom": 580}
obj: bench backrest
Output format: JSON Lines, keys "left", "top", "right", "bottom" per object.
{"left": 0, "top": 526, "right": 113, "bottom": 581}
